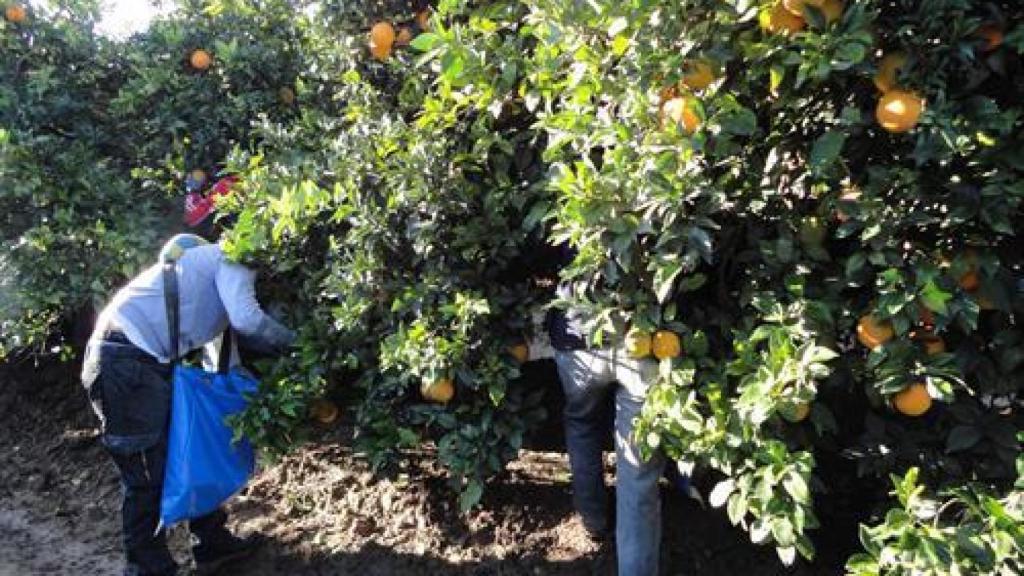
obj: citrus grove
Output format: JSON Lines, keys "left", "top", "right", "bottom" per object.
{"left": 1, "top": 0, "right": 1022, "bottom": 573}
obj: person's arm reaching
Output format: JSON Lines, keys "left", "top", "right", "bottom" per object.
{"left": 214, "top": 259, "right": 296, "bottom": 353}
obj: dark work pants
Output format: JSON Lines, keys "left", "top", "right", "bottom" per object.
{"left": 82, "top": 333, "right": 230, "bottom": 576}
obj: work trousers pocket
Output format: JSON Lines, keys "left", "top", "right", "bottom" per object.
{"left": 94, "top": 352, "right": 173, "bottom": 454}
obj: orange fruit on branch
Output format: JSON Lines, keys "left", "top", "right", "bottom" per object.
{"left": 4, "top": 3, "right": 26, "bottom": 24}
{"left": 781, "top": 402, "right": 811, "bottom": 423}
{"left": 976, "top": 24, "right": 1003, "bottom": 52}
{"left": 873, "top": 52, "right": 907, "bottom": 93}
{"left": 782, "top": 0, "right": 824, "bottom": 17}
{"left": 681, "top": 60, "right": 716, "bottom": 91}
{"left": 189, "top": 49, "right": 213, "bottom": 71}
{"left": 856, "top": 314, "right": 894, "bottom": 350}
{"left": 820, "top": 0, "right": 844, "bottom": 24}
{"left": 310, "top": 399, "right": 339, "bottom": 425}
{"left": 652, "top": 330, "right": 682, "bottom": 360}
{"left": 370, "top": 21, "right": 395, "bottom": 61}
{"left": 509, "top": 343, "right": 529, "bottom": 364}
{"left": 625, "top": 327, "right": 652, "bottom": 359}
{"left": 876, "top": 89, "right": 924, "bottom": 133}
{"left": 421, "top": 377, "right": 455, "bottom": 404}
{"left": 660, "top": 96, "right": 700, "bottom": 134}
{"left": 893, "top": 383, "right": 932, "bottom": 417}
{"left": 415, "top": 8, "right": 431, "bottom": 31}
{"left": 395, "top": 26, "right": 413, "bottom": 46}
{"left": 761, "top": 3, "right": 806, "bottom": 35}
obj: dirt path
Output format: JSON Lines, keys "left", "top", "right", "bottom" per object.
{"left": 0, "top": 361, "right": 851, "bottom": 575}
{"left": 0, "top": 504, "right": 120, "bottom": 576}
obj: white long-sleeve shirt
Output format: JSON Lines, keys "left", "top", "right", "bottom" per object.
{"left": 95, "top": 243, "right": 293, "bottom": 363}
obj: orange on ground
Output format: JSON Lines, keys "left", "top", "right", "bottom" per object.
{"left": 976, "top": 25, "right": 1003, "bottom": 52}
{"left": 395, "top": 26, "right": 413, "bottom": 46}
{"left": 4, "top": 3, "right": 26, "bottom": 24}
{"left": 820, "top": 0, "right": 844, "bottom": 24}
{"left": 782, "top": 402, "right": 811, "bottom": 423}
{"left": 782, "top": 0, "right": 824, "bottom": 17}
{"left": 625, "top": 328, "right": 652, "bottom": 359}
{"left": 893, "top": 383, "right": 932, "bottom": 417}
{"left": 857, "top": 314, "right": 894, "bottom": 350}
{"left": 421, "top": 377, "right": 455, "bottom": 404}
{"left": 652, "top": 330, "right": 682, "bottom": 360}
{"left": 762, "top": 3, "right": 806, "bottom": 35}
{"left": 190, "top": 49, "right": 213, "bottom": 71}
{"left": 278, "top": 86, "right": 295, "bottom": 105}
{"left": 509, "top": 343, "right": 529, "bottom": 364}
{"left": 310, "top": 399, "right": 339, "bottom": 425}
{"left": 415, "top": 9, "right": 431, "bottom": 31}
{"left": 661, "top": 97, "right": 700, "bottom": 134}
{"left": 873, "top": 52, "right": 907, "bottom": 93}
{"left": 681, "top": 61, "right": 716, "bottom": 91}
{"left": 876, "top": 89, "right": 924, "bottom": 133}
{"left": 370, "top": 21, "right": 395, "bottom": 61}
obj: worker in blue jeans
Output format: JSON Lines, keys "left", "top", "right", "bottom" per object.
{"left": 547, "top": 246, "right": 666, "bottom": 575}
{"left": 81, "top": 189, "right": 295, "bottom": 575}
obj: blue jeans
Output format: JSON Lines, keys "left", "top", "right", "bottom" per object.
{"left": 82, "top": 334, "right": 230, "bottom": 576}
{"left": 554, "top": 349, "right": 665, "bottom": 576}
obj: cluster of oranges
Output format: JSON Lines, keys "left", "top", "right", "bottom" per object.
{"left": 761, "top": 0, "right": 845, "bottom": 36}
{"left": 625, "top": 328, "right": 682, "bottom": 361}
{"left": 658, "top": 58, "right": 720, "bottom": 135}
{"left": 856, "top": 313, "right": 934, "bottom": 417}
{"left": 369, "top": 8, "right": 431, "bottom": 62}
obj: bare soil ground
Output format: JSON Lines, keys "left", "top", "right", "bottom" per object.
{"left": 0, "top": 360, "right": 852, "bottom": 575}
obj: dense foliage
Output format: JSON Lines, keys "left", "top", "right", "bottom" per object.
{"left": 2, "top": 0, "right": 1022, "bottom": 572}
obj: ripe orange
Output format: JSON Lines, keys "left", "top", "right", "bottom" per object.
{"left": 873, "top": 52, "right": 907, "bottom": 93}
{"left": 782, "top": 0, "right": 824, "bottom": 17}
{"left": 661, "top": 97, "right": 700, "bottom": 134}
{"left": 395, "top": 26, "right": 413, "bottom": 46}
{"left": 856, "top": 314, "right": 894, "bottom": 350}
{"left": 625, "top": 327, "right": 652, "bottom": 359}
{"left": 761, "top": 3, "right": 806, "bottom": 35}
{"left": 509, "top": 343, "right": 529, "bottom": 364}
{"left": 781, "top": 402, "right": 811, "bottom": 423}
{"left": 920, "top": 335, "right": 946, "bottom": 356}
{"left": 370, "top": 21, "right": 395, "bottom": 61}
{"left": 310, "top": 399, "right": 339, "bottom": 425}
{"left": 893, "top": 383, "right": 932, "bottom": 417}
{"left": 415, "top": 8, "right": 431, "bottom": 31}
{"left": 652, "top": 330, "right": 682, "bottom": 360}
{"left": 278, "top": 86, "right": 296, "bottom": 105}
{"left": 958, "top": 270, "right": 980, "bottom": 292}
{"left": 820, "top": 0, "right": 844, "bottom": 24}
{"left": 4, "top": 3, "right": 26, "bottom": 24}
{"left": 190, "top": 49, "right": 213, "bottom": 71}
{"left": 681, "top": 60, "right": 716, "bottom": 91}
{"left": 421, "top": 377, "right": 455, "bottom": 404}
{"left": 876, "top": 89, "right": 924, "bottom": 133}
{"left": 976, "top": 24, "right": 1003, "bottom": 52}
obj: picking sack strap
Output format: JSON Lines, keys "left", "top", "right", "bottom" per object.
{"left": 161, "top": 259, "right": 232, "bottom": 373}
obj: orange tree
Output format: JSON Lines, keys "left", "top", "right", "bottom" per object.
{"left": 0, "top": 0, "right": 304, "bottom": 358}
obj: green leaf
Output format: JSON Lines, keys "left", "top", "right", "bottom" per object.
{"left": 920, "top": 281, "right": 951, "bottom": 315}
{"left": 459, "top": 480, "right": 484, "bottom": 512}
{"left": 653, "top": 260, "right": 683, "bottom": 303}
{"left": 945, "top": 425, "right": 983, "bottom": 453}
{"left": 810, "top": 131, "right": 846, "bottom": 172}
{"left": 411, "top": 32, "right": 441, "bottom": 52}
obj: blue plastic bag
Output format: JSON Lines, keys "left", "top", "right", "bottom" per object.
{"left": 159, "top": 365, "right": 259, "bottom": 529}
